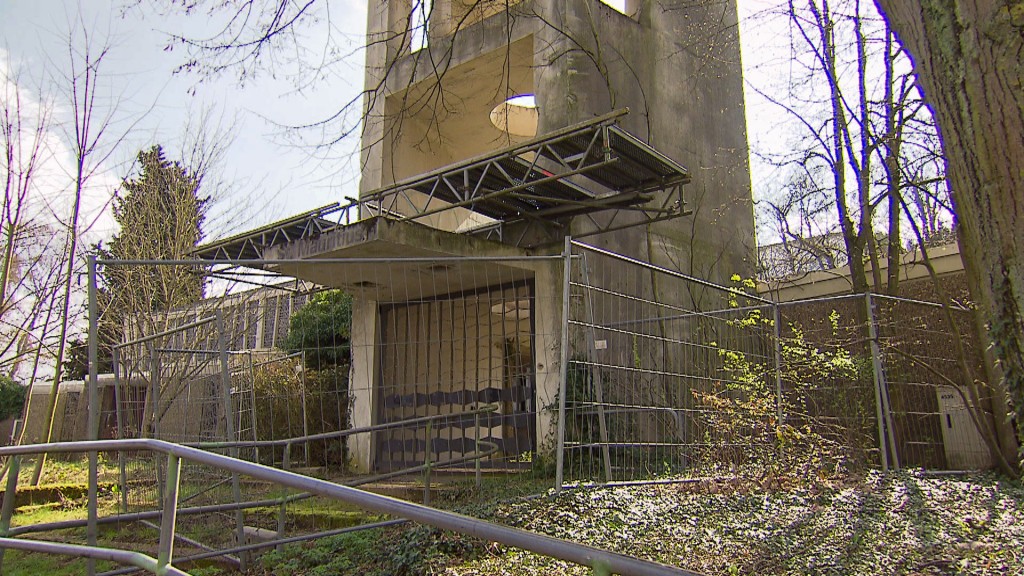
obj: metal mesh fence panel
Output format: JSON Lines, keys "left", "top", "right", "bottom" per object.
{"left": 75, "top": 252, "right": 1000, "bottom": 565}
{"left": 90, "top": 255, "right": 559, "bottom": 564}
{"left": 870, "top": 295, "right": 994, "bottom": 470}
{"left": 97, "top": 255, "right": 559, "bottom": 478}
{"left": 559, "top": 245, "right": 995, "bottom": 484}
{"left": 776, "top": 295, "right": 882, "bottom": 469}
{"left": 560, "top": 242, "right": 776, "bottom": 483}
{"left": 774, "top": 293, "right": 996, "bottom": 472}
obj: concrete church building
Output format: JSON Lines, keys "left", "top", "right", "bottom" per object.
{"left": 198, "top": 0, "right": 754, "bottom": 472}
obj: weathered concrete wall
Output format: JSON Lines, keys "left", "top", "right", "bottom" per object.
{"left": 532, "top": 0, "right": 755, "bottom": 280}
{"left": 361, "top": 0, "right": 754, "bottom": 271}
{"left": 349, "top": 298, "right": 379, "bottom": 471}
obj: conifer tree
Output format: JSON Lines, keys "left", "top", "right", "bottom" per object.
{"left": 103, "top": 145, "right": 207, "bottom": 310}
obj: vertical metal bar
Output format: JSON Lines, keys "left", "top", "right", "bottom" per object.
{"left": 423, "top": 419, "right": 432, "bottom": 506}
{"left": 277, "top": 446, "right": 290, "bottom": 550}
{"left": 249, "top": 352, "right": 259, "bottom": 464}
{"left": 151, "top": 326, "right": 164, "bottom": 510}
{"left": 87, "top": 255, "right": 99, "bottom": 576}
{"left": 870, "top": 296, "right": 900, "bottom": 469}
{"left": 0, "top": 455, "right": 21, "bottom": 571}
{"left": 112, "top": 349, "right": 129, "bottom": 515}
{"left": 247, "top": 351, "right": 259, "bottom": 465}
{"left": 772, "top": 304, "right": 785, "bottom": 429}
{"left": 300, "top": 350, "right": 310, "bottom": 464}
{"left": 150, "top": 345, "right": 161, "bottom": 439}
{"left": 580, "top": 255, "right": 613, "bottom": 483}
{"left": 157, "top": 453, "right": 181, "bottom": 572}
{"left": 883, "top": 382, "right": 900, "bottom": 471}
{"left": 555, "top": 237, "right": 572, "bottom": 491}
{"left": 866, "top": 293, "right": 891, "bottom": 471}
{"left": 474, "top": 413, "right": 481, "bottom": 489}
{"left": 218, "top": 311, "right": 247, "bottom": 570}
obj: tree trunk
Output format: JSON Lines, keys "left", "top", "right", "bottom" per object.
{"left": 873, "top": 0, "right": 1024, "bottom": 455}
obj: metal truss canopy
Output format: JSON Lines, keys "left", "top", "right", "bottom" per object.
{"left": 195, "top": 204, "right": 349, "bottom": 261}
{"left": 361, "top": 109, "right": 691, "bottom": 245}
{"left": 194, "top": 109, "right": 691, "bottom": 258}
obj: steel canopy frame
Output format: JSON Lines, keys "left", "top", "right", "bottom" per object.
{"left": 195, "top": 203, "right": 350, "bottom": 261}
{"left": 359, "top": 109, "right": 691, "bottom": 240}
{"left": 193, "top": 109, "right": 691, "bottom": 258}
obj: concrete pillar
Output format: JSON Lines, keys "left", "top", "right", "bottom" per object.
{"left": 348, "top": 298, "right": 380, "bottom": 472}
{"left": 532, "top": 261, "right": 564, "bottom": 455}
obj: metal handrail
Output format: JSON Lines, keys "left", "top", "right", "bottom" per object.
{"left": 0, "top": 538, "right": 190, "bottom": 576}
{"left": 8, "top": 404, "right": 503, "bottom": 573}
{"left": 0, "top": 439, "right": 698, "bottom": 576}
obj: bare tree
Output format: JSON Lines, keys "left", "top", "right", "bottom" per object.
{"left": 88, "top": 101, "right": 248, "bottom": 442}
{"left": 753, "top": 0, "right": 952, "bottom": 293}
{"left": 30, "top": 16, "right": 142, "bottom": 485}
{"left": 749, "top": 0, "right": 1018, "bottom": 471}
{"left": 0, "top": 57, "right": 74, "bottom": 440}
{"left": 1, "top": 64, "right": 53, "bottom": 311}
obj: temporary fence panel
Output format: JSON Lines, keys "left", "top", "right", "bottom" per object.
{"left": 559, "top": 242, "right": 776, "bottom": 484}
{"left": 775, "top": 295, "right": 884, "bottom": 469}
{"left": 558, "top": 243, "right": 995, "bottom": 485}
{"left": 89, "top": 251, "right": 996, "bottom": 525}
{"left": 870, "top": 295, "right": 993, "bottom": 470}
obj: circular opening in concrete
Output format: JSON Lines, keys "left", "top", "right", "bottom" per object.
{"left": 489, "top": 94, "right": 538, "bottom": 138}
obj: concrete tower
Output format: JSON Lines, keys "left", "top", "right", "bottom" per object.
{"left": 359, "top": 0, "right": 755, "bottom": 277}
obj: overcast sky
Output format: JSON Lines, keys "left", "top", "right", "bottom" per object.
{"left": 0, "top": 1, "right": 786, "bottom": 245}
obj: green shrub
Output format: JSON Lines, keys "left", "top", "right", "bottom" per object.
{"left": 0, "top": 375, "right": 27, "bottom": 421}
{"left": 251, "top": 357, "right": 349, "bottom": 467}
{"left": 284, "top": 290, "right": 352, "bottom": 369}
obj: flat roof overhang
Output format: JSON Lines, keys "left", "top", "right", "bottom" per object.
{"left": 256, "top": 217, "right": 540, "bottom": 301}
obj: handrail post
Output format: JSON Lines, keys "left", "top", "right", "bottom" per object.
{"left": 277, "top": 445, "right": 290, "bottom": 550}
{"left": 0, "top": 455, "right": 21, "bottom": 571}
{"left": 158, "top": 453, "right": 181, "bottom": 573}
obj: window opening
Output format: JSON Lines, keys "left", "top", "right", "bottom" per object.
{"left": 600, "top": 0, "right": 628, "bottom": 15}
{"left": 410, "top": 0, "right": 433, "bottom": 52}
